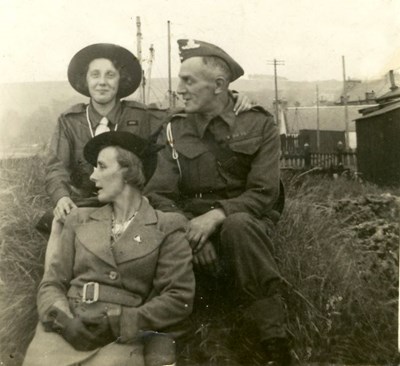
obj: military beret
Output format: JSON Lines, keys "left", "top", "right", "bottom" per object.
{"left": 84, "top": 131, "right": 163, "bottom": 183}
{"left": 177, "top": 39, "right": 244, "bottom": 81}
{"left": 68, "top": 43, "right": 142, "bottom": 99}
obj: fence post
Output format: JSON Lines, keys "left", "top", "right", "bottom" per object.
{"left": 304, "top": 143, "right": 311, "bottom": 169}
{"left": 336, "top": 140, "right": 345, "bottom": 176}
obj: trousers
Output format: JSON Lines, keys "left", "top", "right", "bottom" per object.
{"left": 195, "top": 212, "right": 287, "bottom": 342}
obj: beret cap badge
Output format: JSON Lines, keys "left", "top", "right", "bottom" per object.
{"left": 181, "top": 39, "right": 201, "bottom": 50}
{"left": 177, "top": 39, "right": 244, "bottom": 82}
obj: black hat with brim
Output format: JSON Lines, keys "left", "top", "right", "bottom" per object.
{"left": 68, "top": 43, "right": 142, "bottom": 98}
{"left": 84, "top": 131, "right": 163, "bottom": 183}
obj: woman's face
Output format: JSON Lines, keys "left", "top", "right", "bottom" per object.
{"left": 86, "top": 58, "right": 120, "bottom": 105}
{"left": 90, "top": 146, "right": 126, "bottom": 202}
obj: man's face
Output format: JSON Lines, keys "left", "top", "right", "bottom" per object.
{"left": 86, "top": 58, "right": 120, "bottom": 105}
{"left": 177, "top": 57, "right": 217, "bottom": 114}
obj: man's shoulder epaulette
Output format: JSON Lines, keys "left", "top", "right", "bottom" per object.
{"left": 249, "top": 105, "right": 273, "bottom": 117}
{"left": 168, "top": 109, "right": 187, "bottom": 122}
{"left": 62, "top": 103, "right": 87, "bottom": 116}
{"left": 122, "top": 100, "right": 147, "bottom": 110}
{"left": 147, "top": 103, "right": 169, "bottom": 112}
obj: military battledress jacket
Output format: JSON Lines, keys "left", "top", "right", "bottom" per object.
{"left": 23, "top": 199, "right": 194, "bottom": 366}
{"left": 45, "top": 100, "right": 167, "bottom": 205}
{"left": 145, "top": 100, "right": 281, "bottom": 220}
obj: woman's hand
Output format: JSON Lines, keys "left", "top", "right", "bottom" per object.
{"left": 81, "top": 315, "right": 116, "bottom": 347}
{"left": 59, "top": 317, "right": 99, "bottom": 351}
{"left": 232, "top": 91, "right": 252, "bottom": 115}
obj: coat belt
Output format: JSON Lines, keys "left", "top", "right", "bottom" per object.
{"left": 68, "top": 283, "right": 142, "bottom": 307}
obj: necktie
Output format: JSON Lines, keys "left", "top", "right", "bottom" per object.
{"left": 95, "top": 117, "right": 110, "bottom": 136}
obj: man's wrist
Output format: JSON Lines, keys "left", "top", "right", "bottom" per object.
{"left": 208, "top": 208, "right": 226, "bottom": 225}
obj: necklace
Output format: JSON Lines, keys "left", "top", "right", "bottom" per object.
{"left": 111, "top": 210, "right": 137, "bottom": 241}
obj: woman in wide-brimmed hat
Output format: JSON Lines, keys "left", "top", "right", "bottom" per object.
{"left": 44, "top": 43, "right": 169, "bottom": 227}
{"left": 24, "top": 131, "right": 194, "bottom": 366}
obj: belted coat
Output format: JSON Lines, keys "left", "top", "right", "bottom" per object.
{"left": 23, "top": 199, "right": 194, "bottom": 366}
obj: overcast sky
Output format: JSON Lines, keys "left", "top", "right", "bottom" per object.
{"left": 1, "top": 0, "right": 400, "bottom": 84}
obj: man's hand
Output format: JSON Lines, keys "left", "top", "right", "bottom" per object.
{"left": 54, "top": 196, "right": 77, "bottom": 222}
{"left": 187, "top": 209, "right": 226, "bottom": 253}
{"left": 232, "top": 91, "right": 252, "bottom": 115}
{"left": 193, "top": 241, "right": 218, "bottom": 273}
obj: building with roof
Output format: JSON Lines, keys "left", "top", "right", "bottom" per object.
{"left": 355, "top": 72, "right": 400, "bottom": 186}
{"left": 283, "top": 105, "right": 370, "bottom": 151}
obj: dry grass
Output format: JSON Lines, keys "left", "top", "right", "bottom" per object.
{"left": 0, "top": 156, "right": 49, "bottom": 366}
{"left": 0, "top": 158, "right": 398, "bottom": 365}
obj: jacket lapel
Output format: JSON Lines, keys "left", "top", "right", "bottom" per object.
{"left": 112, "top": 199, "right": 165, "bottom": 264}
{"left": 75, "top": 205, "right": 116, "bottom": 267}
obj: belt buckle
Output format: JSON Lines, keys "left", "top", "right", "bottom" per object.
{"left": 82, "top": 282, "right": 99, "bottom": 304}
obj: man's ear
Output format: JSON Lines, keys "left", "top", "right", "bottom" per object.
{"left": 214, "top": 76, "right": 229, "bottom": 95}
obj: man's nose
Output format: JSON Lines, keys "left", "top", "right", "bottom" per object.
{"left": 177, "top": 80, "right": 186, "bottom": 95}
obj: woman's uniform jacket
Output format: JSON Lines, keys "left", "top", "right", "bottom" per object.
{"left": 23, "top": 198, "right": 194, "bottom": 366}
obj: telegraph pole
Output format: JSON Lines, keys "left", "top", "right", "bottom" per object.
{"left": 342, "top": 56, "right": 349, "bottom": 149}
{"left": 167, "top": 20, "right": 172, "bottom": 108}
{"left": 267, "top": 59, "right": 285, "bottom": 129}
{"left": 316, "top": 84, "right": 320, "bottom": 152}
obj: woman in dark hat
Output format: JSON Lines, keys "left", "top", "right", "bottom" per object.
{"left": 42, "top": 43, "right": 252, "bottom": 227}
{"left": 24, "top": 132, "right": 194, "bottom": 366}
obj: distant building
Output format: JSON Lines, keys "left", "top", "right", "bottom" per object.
{"left": 284, "top": 105, "right": 371, "bottom": 150}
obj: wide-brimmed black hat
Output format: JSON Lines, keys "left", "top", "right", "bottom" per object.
{"left": 68, "top": 43, "right": 142, "bottom": 98}
{"left": 84, "top": 131, "right": 163, "bottom": 182}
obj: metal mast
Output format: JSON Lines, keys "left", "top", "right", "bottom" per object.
{"left": 342, "top": 56, "right": 349, "bottom": 149}
{"left": 316, "top": 84, "right": 320, "bottom": 152}
{"left": 146, "top": 44, "right": 155, "bottom": 103}
{"left": 136, "top": 16, "right": 144, "bottom": 102}
{"left": 167, "top": 20, "right": 172, "bottom": 108}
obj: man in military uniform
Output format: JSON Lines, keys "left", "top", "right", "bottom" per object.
{"left": 145, "top": 40, "right": 291, "bottom": 366}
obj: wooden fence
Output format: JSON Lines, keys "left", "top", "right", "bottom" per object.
{"left": 281, "top": 151, "right": 357, "bottom": 170}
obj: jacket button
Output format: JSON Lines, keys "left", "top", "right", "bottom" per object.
{"left": 109, "top": 271, "right": 118, "bottom": 280}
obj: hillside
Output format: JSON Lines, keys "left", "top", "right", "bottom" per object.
{"left": 0, "top": 76, "right": 379, "bottom": 148}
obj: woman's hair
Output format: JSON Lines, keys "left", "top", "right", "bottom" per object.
{"left": 78, "top": 58, "right": 135, "bottom": 98}
{"left": 114, "top": 146, "right": 146, "bottom": 190}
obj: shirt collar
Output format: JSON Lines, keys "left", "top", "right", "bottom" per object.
{"left": 88, "top": 100, "right": 122, "bottom": 127}
{"left": 196, "top": 97, "right": 236, "bottom": 138}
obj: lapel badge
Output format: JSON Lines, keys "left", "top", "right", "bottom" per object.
{"left": 134, "top": 235, "right": 142, "bottom": 243}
